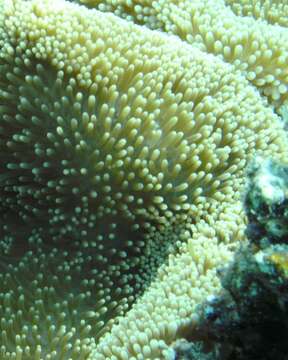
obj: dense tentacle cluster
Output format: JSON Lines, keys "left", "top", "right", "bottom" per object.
{"left": 0, "top": 215, "right": 183, "bottom": 358}
{"left": 1, "top": 244, "right": 100, "bottom": 359}
{"left": 91, "top": 201, "right": 247, "bottom": 359}
{"left": 0, "top": 0, "right": 287, "bottom": 359}
{"left": 225, "top": 0, "right": 288, "bottom": 27}
{"left": 78, "top": 0, "right": 288, "bottom": 107}
{"left": 1, "top": 0, "right": 287, "bottom": 241}
{"left": 0, "top": 227, "right": 181, "bottom": 359}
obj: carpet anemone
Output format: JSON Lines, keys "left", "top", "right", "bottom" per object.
{"left": 77, "top": 0, "right": 288, "bottom": 108}
{"left": 0, "top": 0, "right": 287, "bottom": 359}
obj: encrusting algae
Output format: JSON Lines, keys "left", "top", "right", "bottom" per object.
{"left": 0, "top": 0, "right": 287, "bottom": 359}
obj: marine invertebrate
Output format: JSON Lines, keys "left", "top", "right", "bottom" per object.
{"left": 0, "top": 224, "right": 169, "bottom": 359}
{"left": 166, "top": 156, "right": 288, "bottom": 360}
{"left": 78, "top": 0, "right": 288, "bottom": 107}
{"left": 0, "top": 0, "right": 287, "bottom": 358}
{"left": 225, "top": 0, "right": 288, "bottom": 27}
{"left": 171, "top": 243, "right": 288, "bottom": 360}
{"left": 1, "top": 244, "right": 101, "bottom": 359}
